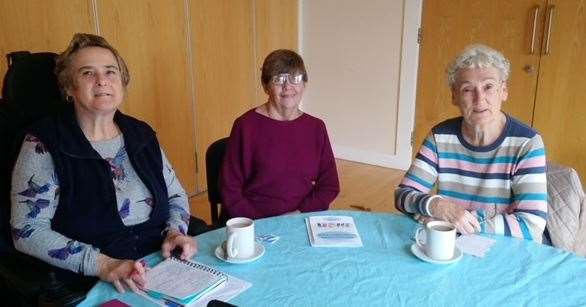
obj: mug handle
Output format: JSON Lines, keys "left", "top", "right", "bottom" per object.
{"left": 226, "top": 232, "right": 239, "bottom": 258}
{"left": 414, "top": 227, "right": 426, "bottom": 249}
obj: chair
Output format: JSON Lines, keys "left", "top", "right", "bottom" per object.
{"left": 206, "top": 137, "right": 230, "bottom": 227}
{"left": 1, "top": 51, "right": 87, "bottom": 306}
{"left": 545, "top": 162, "right": 586, "bottom": 256}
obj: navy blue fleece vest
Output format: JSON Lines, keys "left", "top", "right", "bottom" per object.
{"left": 29, "top": 104, "right": 169, "bottom": 260}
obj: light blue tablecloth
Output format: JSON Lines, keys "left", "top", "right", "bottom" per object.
{"left": 80, "top": 211, "right": 586, "bottom": 306}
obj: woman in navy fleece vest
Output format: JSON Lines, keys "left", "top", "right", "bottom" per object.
{"left": 221, "top": 49, "right": 340, "bottom": 220}
{"left": 10, "top": 33, "right": 197, "bottom": 293}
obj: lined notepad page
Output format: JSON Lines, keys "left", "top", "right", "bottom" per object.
{"left": 146, "top": 257, "right": 226, "bottom": 300}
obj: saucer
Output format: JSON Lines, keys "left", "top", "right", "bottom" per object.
{"left": 410, "top": 243, "right": 463, "bottom": 265}
{"left": 215, "top": 242, "right": 265, "bottom": 264}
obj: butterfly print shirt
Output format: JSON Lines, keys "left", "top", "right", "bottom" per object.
{"left": 10, "top": 134, "right": 190, "bottom": 275}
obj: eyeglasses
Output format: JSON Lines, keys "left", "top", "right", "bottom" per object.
{"left": 270, "top": 73, "right": 304, "bottom": 85}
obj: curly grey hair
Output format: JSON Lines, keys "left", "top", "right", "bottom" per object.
{"left": 447, "top": 44, "right": 510, "bottom": 88}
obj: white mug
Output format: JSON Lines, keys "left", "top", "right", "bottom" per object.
{"left": 225, "top": 217, "right": 255, "bottom": 260}
{"left": 415, "top": 221, "right": 456, "bottom": 261}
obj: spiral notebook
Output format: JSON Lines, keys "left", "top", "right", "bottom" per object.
{"left": 144, "top": 257, "right": 228, "bottom": 306}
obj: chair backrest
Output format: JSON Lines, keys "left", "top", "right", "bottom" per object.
{"left": 0, "top": 51, "right": 65, "bottom": 252}
{"left": 205, "top": 137, "right": 229, "bottom": 227}
{"left": 545, "top": 162, "right": 586, "bottom": 256}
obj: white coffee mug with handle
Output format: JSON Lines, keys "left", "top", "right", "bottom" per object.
{"left": 415, "top": 220, "right": 456, "bottom": 261}
{"left": 225, "top": 217, "right": 255, "bottom": 260}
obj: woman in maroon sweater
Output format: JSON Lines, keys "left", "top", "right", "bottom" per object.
{"left": 221, "top": 49, "right": 340, "bottom": 219}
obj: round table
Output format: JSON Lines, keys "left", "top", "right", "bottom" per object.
{"left": 80, "top": 210, "right": 586, "bottom": 306}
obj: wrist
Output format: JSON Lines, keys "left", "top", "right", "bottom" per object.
{"left": 165, "top": 229, "right": 182, "bottom": 240}
{"left": 426, "top": 195, "right": 443, "bottom": 217}
{"left": 97, "top": 253, "right": 112, "bottom": 278}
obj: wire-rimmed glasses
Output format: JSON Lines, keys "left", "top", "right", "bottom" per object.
{"left": 270, "top": 73, "right": 304, "bottom": 85}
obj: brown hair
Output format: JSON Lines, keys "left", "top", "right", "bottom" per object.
{"left": 261, "top": 49, "right": 308, "bottom": 87}
{"left": 55, "top": 33, "right": 130, "bottom": 93}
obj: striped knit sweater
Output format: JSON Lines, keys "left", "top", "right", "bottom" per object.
{"left": 395, "top": 115, "right": 547, "bottom": 242}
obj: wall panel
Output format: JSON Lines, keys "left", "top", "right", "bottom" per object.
{"left": 191, "top": 0, "right": 257, "bottom": 192}
{"left": 97, "top": 0, "right": 197, "bottom": 193}
{"left": 0, "top": 0, "right": 95, "bottom": 88}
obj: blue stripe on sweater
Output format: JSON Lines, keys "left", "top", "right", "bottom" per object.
{"left": 439, "top": 152, "right": 516, "bottom": 164}
{"left": 514, "top": 193, "right": 548, "bottom": 201}
{"left": 423, "top": 139, "right": 437, "bottom": 152}
{"left": 523, "top": 148, "right": 546, "bottom": 159}
{"left": 405, "top": 173, "right": 434, "bottom": 190}
{"left": 438, "top": 168, "right": 512, "bottom": 180}
{"left": 517, "top": 217, "right": 533, "bottom": 240}
{"left": 504, "top": 219, "right": 512, "bottom": 236}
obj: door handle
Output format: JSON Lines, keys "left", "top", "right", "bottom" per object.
{"left": 529, "top": 6, "right": 539, "bottom": 54}
{"left": 544, "top": 5, "right": 555, "bottom": 55}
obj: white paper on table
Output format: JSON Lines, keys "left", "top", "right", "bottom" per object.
{"left": 137, "top": 273, "right": 251, "bottom": 307}
{"left": 456, "top": 234, "right": 496, "bottom": 258}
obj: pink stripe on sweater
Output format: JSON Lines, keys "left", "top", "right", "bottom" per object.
{"left": 419, "top": 146, "right": 438, "bottom": 163}
{"left": 516, "top": 156, "right": 546, "bottom": 170}
{"left": 514, "top": 201, "right": 547, "bottom": 212}
{"left": 401, "top": 178, "right": 431, "bottom": 193}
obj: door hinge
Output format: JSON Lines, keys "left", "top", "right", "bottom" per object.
{"left": 410, "top": 131, "right": 415, "bottom": 146}
{"left": 417, "top": 27, "right": 423, "bottom": 45}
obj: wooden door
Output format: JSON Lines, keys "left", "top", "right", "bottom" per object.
{"left": 97, "top": 0, "right": 197, "bottom": 194}
{"left": 254, "top": 0, "right": 299, "bottom": 103}
{"left": 533, "top": 0, "right": 586, "bottom": 181}
{"left": 191, "top": 0, "right": 298, "bottom": 193}
{"left": 0, "top": 0, "right": 95, "bottom": 88}
{"left": 190, "top": 0, "right": 257, "bottom": 193}
{"left": 414, "top": 0, "right": 546, "bottom": 150}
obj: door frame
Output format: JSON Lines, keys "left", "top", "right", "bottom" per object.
{"left": 299, "top": 0, "right": 421, "bottom": 170}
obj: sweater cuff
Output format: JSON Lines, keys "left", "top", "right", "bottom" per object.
{"left": 83, "top": 246, "right": 100, "bottom": 276}
{"left": 424, "top": 195, "right": 444, "bottom": 216}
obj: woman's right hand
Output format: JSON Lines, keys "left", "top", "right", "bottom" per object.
{"left": 97, "top": 253, "right": 146, "bottom": 293}
{"left": 429, "top": 198, "right": 481, "bottom": 235}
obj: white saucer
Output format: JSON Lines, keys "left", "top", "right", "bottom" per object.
{"left": 410, "top": 243, "right": 463, "bottom": 265}
{"left": 215, "top": 242, "right": 265, "bottom": 264}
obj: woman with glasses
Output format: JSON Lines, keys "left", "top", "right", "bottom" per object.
{"left": 221, "top": 49, "right": 340, "bottom": 219}
{"left": 395, "top": 44, "right": 548, "bottom": 242}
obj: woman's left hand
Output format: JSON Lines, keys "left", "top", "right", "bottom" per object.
{"left": 161, "top": 230, "right": 198, "bottom": 260}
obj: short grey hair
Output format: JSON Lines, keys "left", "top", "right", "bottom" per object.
{"left": 447, "top": 44, "right": 510, "bottom": 88}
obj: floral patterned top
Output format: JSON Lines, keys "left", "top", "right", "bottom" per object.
{"left": 10, "top": 134, "right": 190, "bottom": 276}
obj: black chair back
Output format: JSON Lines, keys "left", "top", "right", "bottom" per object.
{"left": 205, "top": 137, "right": 229, "bottom": 227}
{"left": 1, "top": 51, "right": 65, "bottom": 252}
{"left": 1, "top": 51, "right": 84, "bottom": 306}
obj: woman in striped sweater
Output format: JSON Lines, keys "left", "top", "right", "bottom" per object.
{"left": 395, "top": 44, "right": 547, "bottom": 242}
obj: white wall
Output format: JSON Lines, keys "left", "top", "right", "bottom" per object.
{"left": 300, "top": 0, "right": 421, "bottom": 170}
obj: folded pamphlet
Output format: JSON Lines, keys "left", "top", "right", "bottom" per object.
{"left": 306, "top": 215, "right": 363, "bottom": 247}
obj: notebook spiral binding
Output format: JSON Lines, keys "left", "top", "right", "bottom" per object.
{"left": 170, "top": 256, "right": 226, "bottom": 277}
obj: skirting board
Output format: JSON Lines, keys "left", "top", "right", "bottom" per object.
{"left": 333, "top": 144, "right": 411, "bottom": 171}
